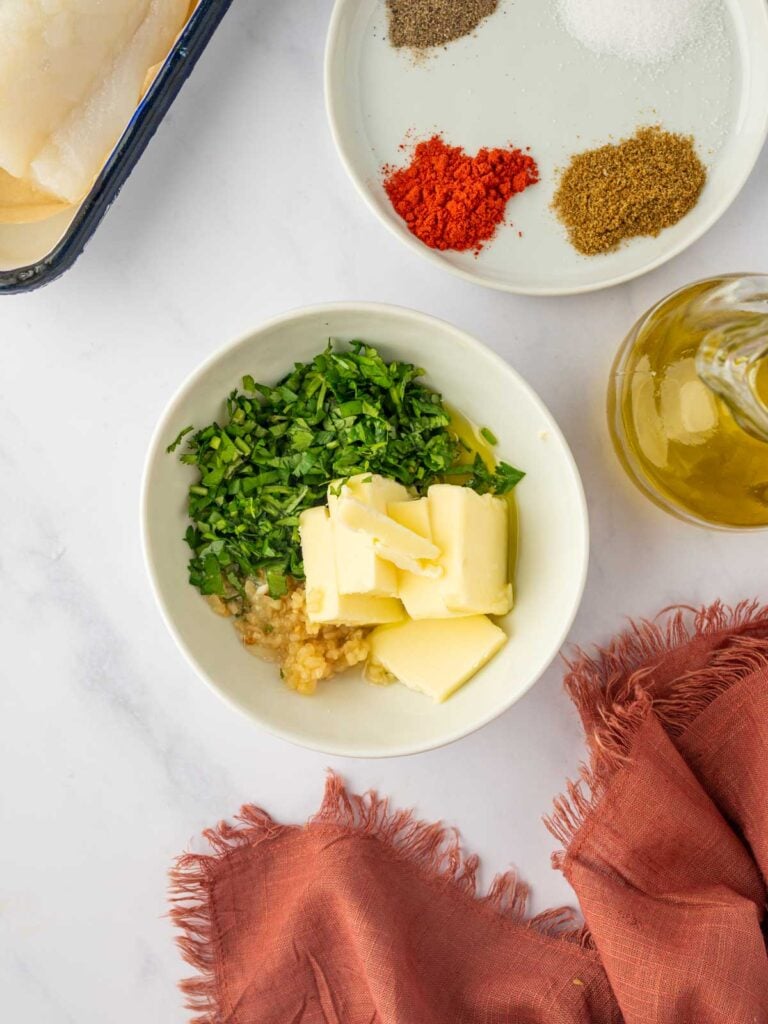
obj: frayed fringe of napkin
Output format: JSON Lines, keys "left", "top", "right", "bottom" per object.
{"left": 169, "top": 802, "right": 284, "bottom": 1024}
{"left": 170, "top": 774, "right": 591, "bottom": 1023}
{"left": 311, "top": 775, "right": 591, "bottom": 945}
{"left": 170, "top": 600, "right": 768, "bottom": 1020}
{"left": 546, "top": 600, "right": 768, "bottom": 866}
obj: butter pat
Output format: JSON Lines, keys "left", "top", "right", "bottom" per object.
{"left": 330, "top": 474, "right": 410, "bottom": 508}
{"left": 299, "top": 507, "right": 404, "bottom": 625}
{"left": 398, "top": 485, "right": 512, "bottom": 619}
{"left": 369, "top": 616, "right": 507, "bottom": 702}
{"left": 429, "top": 485, "right": 512, "bottom": 615}
{"left": 388, "top": 497, "right": 431, "bottom": 537}
{"left": 335, "top": 497, "right": 441, "bottom": 576}
{"left": 328, "top": 475, "right": 409, "bottom": 597}
{"left": 390, "top": 497, "right": 462, "bottom": 614}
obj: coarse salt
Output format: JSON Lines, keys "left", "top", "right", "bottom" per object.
{"left": 557, "top": 0, "right": 712, "bottom": 65}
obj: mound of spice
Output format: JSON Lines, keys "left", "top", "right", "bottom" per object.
{"left": 383, "top": 135, "right": 539, "bottom": 253}
{"left": 553, "top": 126, "right": 706, "bottom": 256}
{"left": 386, "top": 0, "right": 499, "bottom": 50}
{"left": 557, "top": 0, "right": 711, "bottom": 64}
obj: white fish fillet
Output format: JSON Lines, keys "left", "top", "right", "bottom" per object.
{"left": 0, "top": 0, "right": 152, "bottom": 177}
{"left": 0, "top": 0, "right": 188, "bottom": 202}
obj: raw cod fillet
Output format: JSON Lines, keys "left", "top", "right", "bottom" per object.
{"left": 0, "top": 0, "right": 189, "bottom": 204}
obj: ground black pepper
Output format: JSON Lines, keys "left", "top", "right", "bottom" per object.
{"left": 386, "top": 0, "right": 499, "bottom": 49}
{"left": 553, "top": 126, "right": 707, "bottom": 256}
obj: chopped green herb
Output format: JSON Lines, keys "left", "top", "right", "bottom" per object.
{"left": 166, "top": 425, "right": 193, "bottom": 453}
{"left": 480, "top": 426, "right": 498, "bottom": 446}
{"left": 443, "top": 454, "right": 525, "bottom": 495}
{"left": 172, "top": 342, "right": 524, "bottom": 599}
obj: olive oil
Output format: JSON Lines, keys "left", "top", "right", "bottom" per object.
{"left": 756, "top": 356, "right": 768, "bottom": 406}
{"left": 609, "top": 276, "right": 768, "bottom": 529}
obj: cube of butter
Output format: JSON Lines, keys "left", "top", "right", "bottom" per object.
{"left": 430, "top": 485, "right": 512, "bottom": 615}
{"left": 397, "top": 485, "right": 512, "bottom": 619}
{"left": 391, "top": 496, "right": 465, "bottom": 619}
{"left": 335, "top": 497, "right": 440, "bottom": 575}
{"left": 328, "top": 475, "right": 410, "bottom": 597}
{"left": 299, "top": 506, "right": 404, "bottom": 625}
{"left": 369, "top": 616, "right": 507, "bottom": 701}
{"left": 388, "top": 497, "right": 431, "bottom": 537}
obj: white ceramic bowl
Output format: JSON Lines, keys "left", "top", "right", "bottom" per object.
{"left": 141, "top": 304, "right": 589, "bottom": 756}
{"left": 325, "top": 0, "right": 768, "bottom": 295}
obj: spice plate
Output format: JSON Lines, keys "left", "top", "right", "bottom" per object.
{"left": 326, "top": 0, "right": 768, "bottom": 295}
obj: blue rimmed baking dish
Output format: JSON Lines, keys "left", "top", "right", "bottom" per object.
{"left": 0, "top": 0, "right": 232, "bottom": 295}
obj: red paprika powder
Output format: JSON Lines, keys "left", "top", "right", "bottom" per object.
{"left": 383, "top": 135, "right": 539, "bottom": 253}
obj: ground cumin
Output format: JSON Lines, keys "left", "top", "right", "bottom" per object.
{"left": 386, "top": 0, "right": 499, "bottom": 49}
{"left": 553, "top": 126, "right": 707, "bottom": 256}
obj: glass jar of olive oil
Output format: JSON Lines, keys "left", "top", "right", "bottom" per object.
{"left": 608, "top": 275, "right": 768, "bottom": 529}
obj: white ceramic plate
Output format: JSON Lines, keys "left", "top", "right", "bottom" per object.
{"left": 325, "top": 0, "right": 768, "bottom": 295}
{"left": 142, "top": 304, "right": 589, "bottom": 757}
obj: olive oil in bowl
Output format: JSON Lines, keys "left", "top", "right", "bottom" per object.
{"left": 609, "top": 276, "right": 768, "bottom": 529}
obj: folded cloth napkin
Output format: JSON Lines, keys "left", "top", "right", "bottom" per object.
{"left": 170, "top": 601, "right": 768, "bottom": 1024}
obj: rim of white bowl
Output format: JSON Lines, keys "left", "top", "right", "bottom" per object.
{"left": 324, "top": 0, "right": 768, "bottom": 297}
{"left": 140, "top": 302, "right": 590, "bottom": 756}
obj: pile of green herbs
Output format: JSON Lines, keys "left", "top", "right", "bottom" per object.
{"left": 169, "top": 342, "right": 524, "bottom": 599}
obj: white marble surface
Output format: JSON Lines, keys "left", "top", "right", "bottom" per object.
{"left": 2, "top": 1, "right": 767, "bottom": 1020}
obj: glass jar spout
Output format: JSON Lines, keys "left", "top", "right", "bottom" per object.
{"left": 693, "top": 276, "right": 768, "bottom": 443}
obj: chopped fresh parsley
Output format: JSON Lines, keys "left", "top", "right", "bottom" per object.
{"left": 166, "top": 425, "right": 193, "bottom": 453}
{"left": 171, "top": 342, "right": 524, "bottom": 599}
